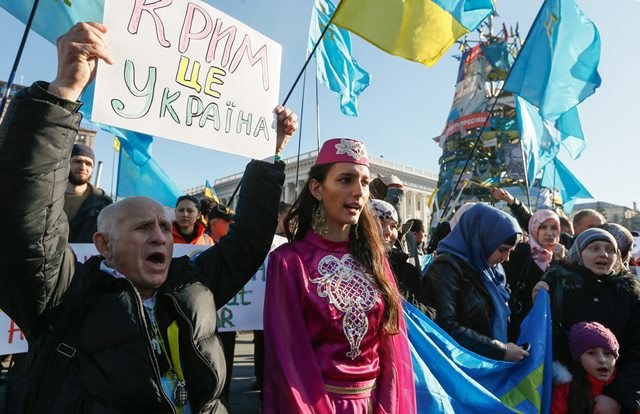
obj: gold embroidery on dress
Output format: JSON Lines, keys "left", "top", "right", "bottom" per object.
{"left": 311, "top": 254, "right": 379, "bottom": 359}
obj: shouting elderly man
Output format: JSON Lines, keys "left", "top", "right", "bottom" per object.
{"left": 0, "top": 22, "right": 296, "bottom": 413}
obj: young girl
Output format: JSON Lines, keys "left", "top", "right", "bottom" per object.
{"left": 551, "top": 321, "right": 620, "bottom": 414}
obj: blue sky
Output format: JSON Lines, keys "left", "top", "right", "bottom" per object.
{"left": 1, "top": 0, "right": 638, "bottom": 209}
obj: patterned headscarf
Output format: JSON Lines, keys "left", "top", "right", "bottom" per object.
{"left": 528, "top": 209, "right": 560, "bottom": 271}
{"left": 369, "top": 199, "right": 398, "bottom": 223}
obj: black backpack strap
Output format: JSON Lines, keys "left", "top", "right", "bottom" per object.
{"left": 25, "top": 273, "right": 91, "bottom": 413}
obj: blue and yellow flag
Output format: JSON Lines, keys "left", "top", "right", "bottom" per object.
{"left": 308, "top": 0, "right": 370, "bottom": 116}
{"left": 332, "top": 0, "right": 494, "bottom": 67}
{"left": 204, "top": 180, "right": 219, "bottom": 204}
{"left": 404, "top": 292, "right": 553, "bottom": 413}
{"left": 505, "top": 0, "right": 601, "bottom": 160}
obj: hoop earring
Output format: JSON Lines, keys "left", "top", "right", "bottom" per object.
{"left": 311, "top": 203, "right": 328, "bottom": 237}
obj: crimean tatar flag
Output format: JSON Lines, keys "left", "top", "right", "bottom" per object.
{"left": 504, "top": 0, "right": 601, "bottom": 161}
{"left": 332, "top": 0, "right": 494, "bottom": 67}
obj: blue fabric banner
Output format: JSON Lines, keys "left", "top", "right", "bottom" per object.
{"left": 404, "top": 291, "right": 553, "bottom": 413}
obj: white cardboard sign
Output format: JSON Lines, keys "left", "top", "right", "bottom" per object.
{"left": 93, "top": 0, "right": 282, "bottom": 159}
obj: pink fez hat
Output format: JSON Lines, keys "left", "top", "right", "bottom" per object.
{"left": 315, "top": 138, "right": 369, "bottom": 167}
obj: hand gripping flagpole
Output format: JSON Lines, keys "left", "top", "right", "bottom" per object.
{"left": 0, "top": 0, "right": 41, "bottom": 116}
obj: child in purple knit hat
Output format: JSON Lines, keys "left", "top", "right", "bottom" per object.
{"left": 551, "top": 321, "right": 620, "bottom": 414}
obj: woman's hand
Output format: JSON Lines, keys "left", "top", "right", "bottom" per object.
{"left": 504, "top": 342, "right": 529, "bottom": 362}
{"left": 532, "top": 281, "right": 550, "bottom": 302}
{"left": 551, "top": 243, "right": 567, "bottom": 260}
{"left": 491, "top": 187, "right": 515, "bottom": 205}
{"left": 593, "top": 395, "right": 622, "bottom": 414}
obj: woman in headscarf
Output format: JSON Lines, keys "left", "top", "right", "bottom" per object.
{"left": 369, "top": 199, "right": 434, "bottom": 319}
{"left": 534, "top": 228, "right": 640, "bottom": 414}
{"left": 263, "top": 139, "right": 416, "bottom": 413}
{"left": 504, "top": 209, "right": 562, "bottom": 340}
{"left": 416, "top": 203, "right": 529, "bottom": 361}
{"left": 171, "top": 195, "right": 214, "bottom": 245}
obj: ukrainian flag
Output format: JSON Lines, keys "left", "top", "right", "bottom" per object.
{"left": 204, "top": 180, "right": 220, "bottom": 203}
{"left": 332, "top": 0, "right": 494, "bottom": 67}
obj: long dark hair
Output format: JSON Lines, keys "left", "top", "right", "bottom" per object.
{"left": 285, "top": 163, "right": 401, "bottom": 335}
{"left": 567, "top": 359, "right": 595, "bottom": 413}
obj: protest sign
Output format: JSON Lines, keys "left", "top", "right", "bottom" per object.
{"left": 0, "top": 242, "right": 275, "bottom": 355}
{"left": 93, "top": 0, "right": 282, "bottom": 159}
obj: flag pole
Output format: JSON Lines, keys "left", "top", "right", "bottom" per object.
{"left": 518, "top": 103, "right": 533, "bottom": 210}
{"left": 294, "top": 70, "right": 308, "bottom": 197}
{"left": 282, "top": 0, "right": 345, "bottom": 106}
{"left": 438, "top": 4, "right": 548, "bottom": 221}
{"left": 315, "top": 73, "right": 321, "bottom": 151}
{"left": 0, "top": 0, "right": 41, "bottom": 116}
{"left": 114, "top": 140, "right": 122, "bottom": 201}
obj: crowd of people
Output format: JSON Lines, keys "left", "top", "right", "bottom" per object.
{"left": 0, "top": 21, "right": 638, "bottom": 414}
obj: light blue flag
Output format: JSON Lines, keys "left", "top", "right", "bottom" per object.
{"left": 0, "top": 0, "right": 103, "bottom": 43}
{"left": 504, "top": 0, "right": 600, "bottom": 160}
{"left": 541, "top": 158, "right": 592, "bottom": 213}
{"left": 515, "top": 95, "right": 590, "bottom": 183}
{"left": 117, "top": 140, "right": 182, "bottom": 207}
{"left": 308, "top": 0, "right": 370, "bottom": 116}
{"left": 504, "top": 0, "right": 601, "bottom": 120}
{"left": 404, "top": 291, "right": 553, "bottom": 413}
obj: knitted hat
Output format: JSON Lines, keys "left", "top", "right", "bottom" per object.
{"left": 369, "top": 199, "right": 398, "bottom": 223}
{"left": 568, "top": 321, "right": 619, "bottom": 360}
{"left": 315, "top": 138, "right": 369, "bottom": 167}
{"left": 568, "top": 227, "right": 618, "bottom": 264}
{"left": 71, "top": 143, "right": 95, "bottom": 163}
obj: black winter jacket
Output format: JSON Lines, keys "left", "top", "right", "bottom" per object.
{"left": 542, "top": 264, "right": 640, "bottom": 413}
{"left": 0, "top": 83, "right": 285, "bottom": 413}
{"left": 416, "top": 253, "right": 507, "bottom": 360}
{"left": 503, "top": 242, "right": 545, "bottom": 341}
{"left": 67, "top": 183, "right": 112, "bottom": 243}
{"left": 389, "top": 248, "right": 436, "bottom": 319}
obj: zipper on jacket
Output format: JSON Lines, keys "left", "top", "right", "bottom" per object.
{"left": 127, "top": 281, "right": 177, "bottom": 414}
{"left": 165, "top": 293, "right": 218, "bottom": 413}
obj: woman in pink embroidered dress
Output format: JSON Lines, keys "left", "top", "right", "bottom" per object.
{"left": 263, "top": 138, "right": 416, "bottom": 413}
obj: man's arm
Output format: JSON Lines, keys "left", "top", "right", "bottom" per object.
{"left": 0, "top": 22, "right": 113, "bottom": 338}
{"left": 194, "top": 106, "right": 296, "bottom": 307}
{"left": 0, "top": 83, "right": 81, "bottom": 339}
